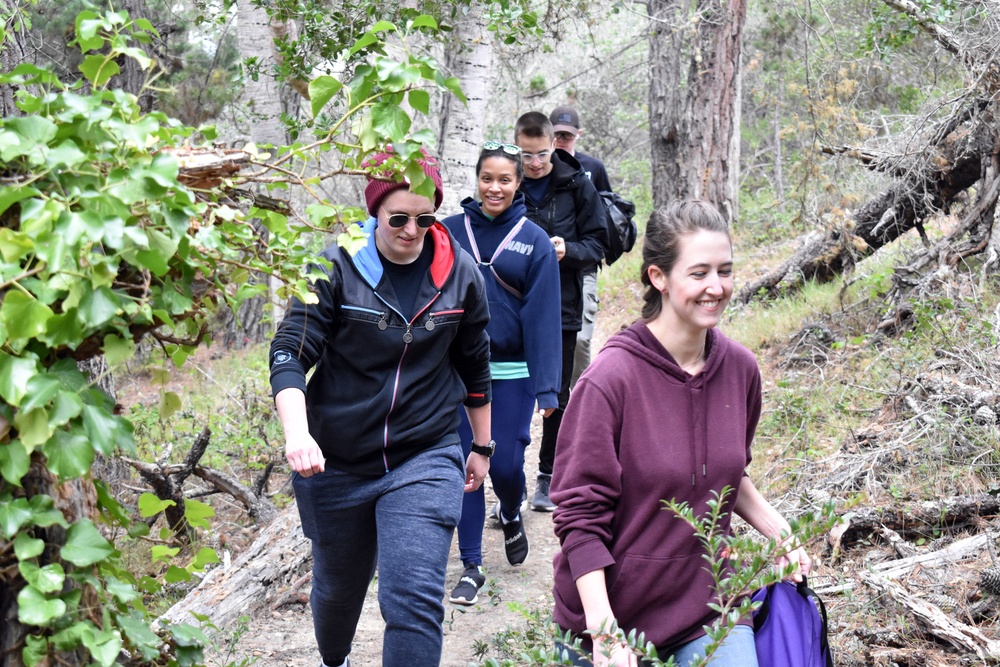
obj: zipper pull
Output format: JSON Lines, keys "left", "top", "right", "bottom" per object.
{"left": 377, "top": 313, "right": 388, "bottom": 331}
{"left": 402, "top": 324, "right": 413, "bottom": 344}
{"left": 425, "top": 315, "right": 436, "bottom": 331}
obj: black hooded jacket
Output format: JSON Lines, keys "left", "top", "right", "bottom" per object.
{"left": 519, "top": 149, "right": 607, "bottom": 331}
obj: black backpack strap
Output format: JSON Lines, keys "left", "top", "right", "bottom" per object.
{"left": 752, "top": 584, "right": 774, "bottom": 633}
{"left": 797, "top": 576, "right": 834, "bottom": 667}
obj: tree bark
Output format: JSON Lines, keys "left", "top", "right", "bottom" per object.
{"left": 0, "top": 0, "right": 33, "bottom": 117}
{"left": 436, "top": 7, "right": 494, "bottom": 216}
{"left": 648, "top": 0, "right": 747, "bottom": 223}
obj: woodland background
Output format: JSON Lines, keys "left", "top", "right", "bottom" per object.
{"left": 1, "top": 0, "right": 1000, "bottom": 665}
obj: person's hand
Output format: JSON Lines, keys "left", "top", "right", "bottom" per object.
{"left": 550, "top": 236, "right": 566, "bottom": 261}
{"left": 538, "top": 407, "right": 556, "bottom": 418}
{"left": 464, "top": 452, "right": 490, "bottom": 492}
{"left": 592, "top": 635, "right": 638, "bottom": 667}
{"left": 777, "top": 543, "right": 812, "bottom": 583}
{"left": 285, "top": 433, "right": 325, "bottom": 477}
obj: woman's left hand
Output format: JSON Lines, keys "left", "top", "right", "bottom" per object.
{"left": 776, "top": 545, "right": 812, "bottom": 583}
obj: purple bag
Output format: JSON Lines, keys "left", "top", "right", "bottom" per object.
{"left": 751, "top": 577, "right": 834, "bottom": 667}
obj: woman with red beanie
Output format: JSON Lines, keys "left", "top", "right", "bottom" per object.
{"left": 269, "top": 148, "right": 494, "bottom": 667}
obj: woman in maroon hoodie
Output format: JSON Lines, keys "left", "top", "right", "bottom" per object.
{"left": 550, "top": 200, "right": 811, "bottom": 666}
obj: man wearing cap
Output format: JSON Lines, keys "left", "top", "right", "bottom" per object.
{"left": 549, "top": 105, "right": 613, "bottom": 390}
{"left": 513, "top": 111, "right": 607, "bottom": 512}
{"left": 269, "top": 148, "right": 493, "bottom": 667}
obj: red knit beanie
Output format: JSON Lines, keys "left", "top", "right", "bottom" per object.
{"left": 363, "top": 147, "right": 444, "bottom": 216}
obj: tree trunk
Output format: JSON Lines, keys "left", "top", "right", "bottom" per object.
{"left": 1, "top": 460, "right": 99, "bottom": 667}
{"left": 219, "top": 1, "right": 292, "bottom": 345}
{"left": 648, "top": 0, "right": 747, "bottom": 223}
{"left": 0, "top": 0, "right": 34, "bottom": 117}
{"left": 436, "top": 7, "right": 494, "bottom": 216}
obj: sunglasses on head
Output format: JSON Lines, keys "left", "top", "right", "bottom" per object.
{"left": 483, "top": 140, "right": 521, "bottom": 155}
{"left": 381, "top": 208, "right": 437, "bottom": 228}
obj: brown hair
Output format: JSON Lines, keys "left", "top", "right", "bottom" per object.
{"left": 513, "top": 111, "right": 553, "bottom": 142}
{"left": 640, "top": 200, "right": 731, "bottom": 320}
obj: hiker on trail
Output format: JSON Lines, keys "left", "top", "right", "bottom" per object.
{"left": 550, "top": 200, "right": 812, "bottom": 667}
{"left": 269, "top": 149, "right": 493, "bottom": 667}
{"left": 441, "top": 141, "right": 562, "bottom": 605}
{"left": 513, "top": 111, "right": 607, "bottom": 513}
{"left": 549, "top": 105, "right": 612, "bottom": 391}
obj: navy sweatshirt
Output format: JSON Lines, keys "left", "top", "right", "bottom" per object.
{"left": 442, "top": 194, "right": 562, "bottom": 410}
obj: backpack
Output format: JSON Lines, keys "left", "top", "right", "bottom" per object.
{"left": 751, "top": 577, "right": 834, "bottom": 667}
{"left": 597, "top": 190, "right": 637, "bottom": 266}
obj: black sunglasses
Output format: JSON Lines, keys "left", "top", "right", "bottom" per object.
{"left": 382, "top": 209, "right": 437, "bottom": 228}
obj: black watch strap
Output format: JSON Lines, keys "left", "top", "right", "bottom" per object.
{"left": 470, "top": 439, "right": 496, "bottom": 457}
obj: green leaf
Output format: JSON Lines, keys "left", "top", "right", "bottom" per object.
{"left": 159, "top": 390, "right": 181, "bottom": 419}
{"left": 14, "top": 532, "right": 45, "bottom": 560}
{"left": 20, "top": 374, "right": 62, "bottom": 414}
{"left": 309, "top": 75, "right": 343, "bottom": 118}
{"left": 43, "top": 428, "right": 93, "bottom": 479}
{"left": 17, "top": 585, "right": 66, "bottom": 625}
{"left": 3, "top": 115, "right": 57, "bottom": 153}
{"left": 81, "top": 405, "right": 122, "bottom": 457}
{"left": 45, "top": 140, "right": 87, "bottom": 169}
{"left": 349, "top": 31, "right": 379, "bottom": 56}
{"left": 371, "top": 20, "right": 397, "bottom": 32}
{"left": 138, "top": 493, "right": 175, "bottom": 518}
{"left": 1, "top": 291, "right": 55, "bottom": 342}
{"left": 370, "top": 103, "right": 411, "bottom": 142}
{"left": 48, "top": 391, "right": 84, "bottom": 430}
{"left": 19, "top": 561, "right": 65, "bottom": 593}
{"left": 408, "top": 89, "right": 430, "bottom": 114}
{"left": 188, "top": 546, "right": 220, "bottom": 572}
{"left": 60, "top": 519, "right": 114, "bottom": 567}
{"left": 116, "top": 610, "right": 161, "bottom": 660}
{"left": 81, "top": 624, "right": 122, "bottom": 667}
{"left": 183, "top": 499, "right": 214, "bottom": 529}
{"left": 78, "top": 286, "right": 122, "bottom": 328}
{"left": 0, "top": 185, "right": 41, "bottom": 218}
{"left": 79, "top": 54, "right": 120, "bottom": 87}
{"left": 23, "top": 634, "right": 47, "bottom": 667}
{"left": 0, "top": 228, "right": 36, "bottom": 263}
{"left": 441, "top": 76, "right": 467, "bottom": 104}
{"left": 164, "top": 564, "right": 191, "bottom": 583}
{"left": 14, "top": 408, "right": 52, "bottom": 449}
{"left": 27, "top": 495, "right": 68, "bottom": 530}
{"left": 151, "top": 544, "right": 180, "bottom": 562}
{"left": 0, "top": 496, "right": 32, "bottom": 538}
{"left": 102, "top": 334, "right": 134, "bottom": 366}
{"left": 408, "top": 15, "right": 438, "bottom": 30}
{"left": 0, "top": 440, "right": 30, "bottom": 486}
{"left": 74, "top": 11, "right": 105, "bottom": 51}
{"left": 0, "top": 352, "right": 37, "bottom": 406}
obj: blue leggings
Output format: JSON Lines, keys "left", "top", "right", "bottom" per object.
{"left": 456, "top": 377, "right": 535, "bottom": 566}
{"left": 558, "top": 624, "right": 758, "bottom": 666}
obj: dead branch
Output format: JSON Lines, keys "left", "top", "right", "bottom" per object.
{"left": 861, "top": 572, "right": 1000, "bottom": 659}
{"left": 834, "top": 494, "right": 1000, "bottom": 548}
{"left": 191, "top": 466, "right": 277, "bottom": 523}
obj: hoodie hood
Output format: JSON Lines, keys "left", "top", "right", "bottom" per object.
{"left": 352, "top": 216, "right": 456, "bottom": 291}
{"left": 604, "top": 320, "right": 728, "bottom": 386}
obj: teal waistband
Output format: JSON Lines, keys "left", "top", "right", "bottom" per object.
{"left": 490, "top": 360, "right": 530, "bottom": 380}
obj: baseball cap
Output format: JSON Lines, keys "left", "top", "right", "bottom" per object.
{"left": 549, "top": 105, "right": 580, "bottom": 134}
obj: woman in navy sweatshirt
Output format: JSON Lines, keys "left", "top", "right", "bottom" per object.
{"left": 441, "top": 141, "right": 562, "bottom": 605}
{"left": 551, "top": 200, "right": 811, "bottom": 666}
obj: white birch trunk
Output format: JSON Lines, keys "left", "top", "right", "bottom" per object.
{"left": 436, "top": 8, "right": 495, "bottom": 217}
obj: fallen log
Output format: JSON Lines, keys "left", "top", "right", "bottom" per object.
{"left": 833, "top": 493, "right": 1000, "bottom": 548}
{"left": 156, "top": 508, "right": 310, "bottom": 630}
{"left": 861, "top": 572, "right": 1000, "bottom": 660}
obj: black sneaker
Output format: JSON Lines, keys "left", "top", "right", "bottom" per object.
{"left": 502, "top": 513, "right": 530, "bottom": 565}
{"left": 530, "top": 473, "right": 555, "bottom": 512}
{"left": 490, "top": 490, "right": 528, "bottom": 524}
{"left": 449, "top": 563, "right": 485, "bottom": 605}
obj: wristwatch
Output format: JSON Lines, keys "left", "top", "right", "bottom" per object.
{"left": 470, "top": 439, "right": 496, "bottom": 457}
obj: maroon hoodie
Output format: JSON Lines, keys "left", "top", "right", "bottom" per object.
{"left": 550, "top": 320, "right": 761, "bottom": 651}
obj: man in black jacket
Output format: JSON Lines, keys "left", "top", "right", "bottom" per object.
{"left": 513, "top": 111, "right": 607, "bottom": 511}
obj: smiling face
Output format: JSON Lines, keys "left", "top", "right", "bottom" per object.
{"left": 515, "top": 133, "right": 554, "bottom": 179}
{"left": 650, "top": 229, "right": 734, "bottom": 335}
{"left": 374, "top": 189, "right": 436, "bottom": 264}
{"left": 477, "top": 156, "right": 521, "bottom": 217}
